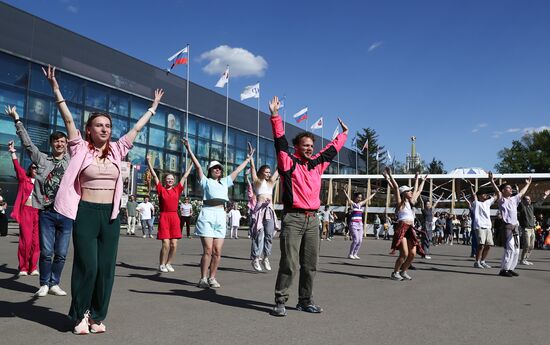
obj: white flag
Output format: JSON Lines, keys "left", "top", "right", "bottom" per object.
{"left": 332, "top": 126, "right": 339, "bottom": 140}
{"left": 215, "top": 67, "right": 229, "bottom": 88}
{"left": 387, "top": 151, "right": 392, "bottom": 163}
{"left": 240, "top": 83, "right": 260, "bottom": 100}
{"left": 310, "top": 117, "right": 323, "bottom": 129}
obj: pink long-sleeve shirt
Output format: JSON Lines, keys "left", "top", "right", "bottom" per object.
{"left": 54, "top": 132, "right": 132, "bottom": 220}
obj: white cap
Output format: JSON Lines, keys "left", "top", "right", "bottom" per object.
{"left": 399, "top": 185, "right": 413, "bottom": 194}
{"left": 207, "top": 160, "right": 223, "bottom": 170}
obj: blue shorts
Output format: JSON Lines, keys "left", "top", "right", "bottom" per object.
{"left": 195, "top": 206, "right": 227, "bottom": 238}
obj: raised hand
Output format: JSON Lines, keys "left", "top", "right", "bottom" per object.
{"left": 544, "top": 190, "right": 550, "bottom": 197}
{"left": 247, "top": 142, "right": 255, "bottom": 158}
{"left": 488, "top": 171, "right": 494, "bottom": 180}
{"left": 153, "top": 89, "right": 164, "bottom": 105}
{"left": 181, "top": 138, "right": 190, "bottom": 149}
{"left": 268, "top": 96, "right": 280, "bottom": 115}
{"left": 525, "top": 176, "right": 532, "bottom": 184}
{"left": 337, "top": 117, "right": 349, "bottom": 134}
{"left": 7, "top": 140, "right": 16, "bottom": 153}
{"left": 4, "top": 105, "right": 19, "bottom": 120}
{"left": 41, "top": 65, "right": 60, "bottom": 91}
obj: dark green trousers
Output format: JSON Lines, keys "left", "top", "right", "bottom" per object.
{"left": 274, "top": 211, "right": 320, "bottom": 305}
{"left": 69, "top": 201, "right": 120, "bottom": 322}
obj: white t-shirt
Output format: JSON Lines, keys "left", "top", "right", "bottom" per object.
{"left": 137, "top": 202, "right": 154, "bottom": 220}
{"left": 322, "top": 210, "right": 331, "bottom": 222}
{"left": 473, "top": 198, "right": 495, "bottom": 229}
{"left": 180, "top": 203, "right": 192, "bottom": 217}
{"left": 499, "top": 195, "right": 521, "bottom": 225}
{"left": 229, "top": 209, "right": 242, "bottom": 227}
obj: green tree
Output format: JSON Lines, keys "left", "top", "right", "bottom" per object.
{"left": 426, "top": 158, "right": 447, "bottom": 174}
{"left": 495, "top": 130, "right": 550, "bottom": 173}
{"left": 354, "top": 128, "right": 386, "bottom": 174}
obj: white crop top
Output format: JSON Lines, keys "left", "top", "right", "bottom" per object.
{"left": 397, "top": 201, "right": 415, "bottom": 222}
{"left": 254, "top": 180, "right": 273, "bottom": 196}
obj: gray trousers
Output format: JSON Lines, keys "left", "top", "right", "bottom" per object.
{"left": 274, "top": 212, "right": 319, "bottom": 305}
{"left": 251, "top": 217, "right": 275, "bottom": 259}
{"left": 521, "top": 227, "right": 535, "bottom": 261}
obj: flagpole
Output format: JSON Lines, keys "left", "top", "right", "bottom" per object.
{"left": 283, "top": 94, "right": 286, "bottom": 133}
{"left": 355, "top": 146, "right": 358, "bottom": 173}
{"left": 321, "top": 126, "right": 324, "bottom": 150}
{"left": 185, "top": 43, "right": 190, "bottom": 196}
{"left": 376, "top": 145, "right": 379, "bottom": 174}
{"left": 224, "top": 65, "right": 229, "bottom": 175}
{"left": 256, "top": 86, "right": 260, "bottom": 164}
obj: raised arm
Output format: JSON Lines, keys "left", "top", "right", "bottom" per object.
{"left": 179, "top": 163, "right": 193, "bottom": 187}
{"left": 146, "top": 155, "right": 160, "bottom": 186}
{"left": 341, "top": 187, "right": 354, "bottom": 204}
{"left": 230, "top": 144, "right": 253, "bottom": 181}
{"left": 8, "top": 141, "right": 26, "bottom": 182}
{"left": 517, "top": 177, "right": 532, "bottom": 198}
{"left": 182, "top": 139, "right": 203, "bottom": 179}
{"left": 126, "top": 89, "right": 164, "bottom": 143}
{"left": 411, "top": 174, "right": 428, "bottom": 204}
{"left": 43, "top": 65, "right": 78, "bottom": 140}
{"left": 357, "top": 190, "right": 377, "bottom": 207}
{"left": 248, "top": 142, "right": 259, "bottom": 183}
{"left": 487, "top": 171, "right": 501, "bottom": 200}
{"left": 461, "top": 191, "right": 472, "bottom": 209}
{"left": 432, "top": 194, "right": 444, "bottom": 208}
{"left": 382, "top": 167, "right": 401, "bottom": 205}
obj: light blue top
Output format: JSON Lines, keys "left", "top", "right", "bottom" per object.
{"left": 200, "top": 176, "right": 234, "bottom": 201}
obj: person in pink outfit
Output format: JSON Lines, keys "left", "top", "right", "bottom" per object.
{"left": 7, "top": 139, "right": 39, "bottom": 277}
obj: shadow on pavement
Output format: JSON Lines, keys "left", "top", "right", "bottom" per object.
{"left": 320, "top": 268, "right": 388, "bottom": 280}
{"left": 0, "top": 264, "right": 38, "bottom": 293}
{"left": 0, "top": 298, "right": 72, "bottom": 332}
{"left": 129, "top": 288, "right": 273, "bottom": 313}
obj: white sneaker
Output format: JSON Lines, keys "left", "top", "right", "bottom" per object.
{"left": 252, "top": 259, "right": 263, "bottom": 272}
{"left": 30, "top": 269, "right": 40, "bottom": 276}
{"left": 142, "top": 235, "right": 147, "bottom": 238}
{"left": 48, "top": 285, "right": 67, "bottom": 296}
{"left": 149, "top": 235, "right": 154, "bottom": 239}
{"left": 159, "top": 264, "right": 169, "bottom": 273}
{"left": 424, "top": 255, "right": 432, "bottom": 260}
{"left": 197, "top": 278, "right": 209, "bottom": 288}
{"left": 400, "top": 271, "right": 412, "bottom": 280}
{"left": 35, "top": 285, "right": 49, "bottom": 297}
{"left": 73, "top": 311, "right": 90, "bottom": 335}
{"left": 18, "top": 271, "right": 28, "bottom": 277}
{"left": 526, "top": 261, "right": 534, "bottom": 266}
{"left": 353, "top": 255, "right": 361, "bottom": 260}
{"left": 348, "top": 255, "right": 356, "bottom": 260}
{"left": 520, "top": 260, "right": 529, "bottom": 265}
{"left": 390, "top": 272, "right": 403, "bottom": 281}
{"left": 208, "top": 277, "right": 221, "bottom": 288}
{"left": 262, "top": 258, "right": 272, "bottom": 271}
{"left": 481, "top": 262, "right": 492, "bottom": 269}
{"left": 165, "top": 264, "right": 175, "bottom": 272}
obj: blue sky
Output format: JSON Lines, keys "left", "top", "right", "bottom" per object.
{"left": 5, "top": 0, "right": 550, "bottom": 171}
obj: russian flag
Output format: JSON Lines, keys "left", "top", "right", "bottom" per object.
{"left": 293, "top": 107, "right": 308, "bottom": 123}
{"left": 167, "top": 46, "right": 188, "bottom": 73}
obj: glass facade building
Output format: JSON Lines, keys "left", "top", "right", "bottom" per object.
{"left": 0, "top": 3, "right": 363, "bottom": 205}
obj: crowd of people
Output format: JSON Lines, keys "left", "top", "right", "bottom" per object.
{"left": 2, "top": 65, "right": 550, "bottom": 334}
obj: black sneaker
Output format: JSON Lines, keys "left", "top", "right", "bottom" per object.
{"left": 499, "top": 270, "right": 513, "bottom": 277}
{"left": 296, "top": 303, "right": 323, "bottom": 313}
{"left": 508, "top": 270, "right": 519, "bottom": 277}
{"left": 270, "top": 303, "right": 287, "bottom": 317}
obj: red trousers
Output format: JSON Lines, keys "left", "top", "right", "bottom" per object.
{"left": 18, "top": 205, "right": 39, "bottom": 272}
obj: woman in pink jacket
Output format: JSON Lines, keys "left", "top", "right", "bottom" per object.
{"left": 42, "top": 65, "right": 164, "bottom": 335}
{"left": 7, "top": 139, "right": 39, "bottom": 277}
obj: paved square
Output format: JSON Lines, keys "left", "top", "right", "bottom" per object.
{"left": 1, "top": 225, "right": 548, "bottom": 345}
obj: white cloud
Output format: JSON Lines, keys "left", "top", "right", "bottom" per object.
{"left": 522, "top": 126, "right": 550, "bottom": 134}
{"left": 506, "top": 128, "right": 521, "bottom": 133}
{"left": 492, "top": 131, "right": 502, "bottom": 139}
{"left": 66, "top": 5, "right": 78, "bottom": 13}
{"left": 471, "top": 123, "right": 488, "bottom": 133}
{"left": 368, "top": 41, "right": 383, "bottom": 52}
{"left": 200, "top": 45, "right": 268, "bottom": 77}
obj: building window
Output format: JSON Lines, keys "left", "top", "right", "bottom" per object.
{"left": 131, "top": 120, "right": 148, "bottom": 144}
{"left": 109, "top": 91, "right": 130, "bottom": 116}
{"left": 151, "top": 105, "right": 167, "bottom": 127}
{"left": 166, "top": 130, "right": 181, "bottom": 151}
{"left": 166, "top": 110, "right": 182, "bottom": 131}
{"left": 166, "top": 153, "right": 180, "bottom": 172}
{"left": 58, "top": 106, "right": 82, "bottom": 131}
{"left": 198, "top": 121, "right": 211, "bottom": 139}
{"left": 111, "top": 116, "right": 129, "bottom": 140}
{"left": 0, "top": 87, "right": 25, "bottom": 117}
{"left": 85, "top": 84, "right": 108, "bottom": 110}
{"left": 28, "top": 95, "right": 53, "bottom": 123}
{"left": 148, "top": 127, "right": 165, "bottom": 148}
{"left": 148, "top": 149, "right": 164, "bottom": 169}
{"left": 0, "top": 52, "right": 28, "bottom": 88}
{"left": 128, "top": 144, "right": 146, "bottom": 166}
{"left": 130, "top": 97, "right": 148, "bottom": 120}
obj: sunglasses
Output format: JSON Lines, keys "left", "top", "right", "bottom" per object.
{"left": 31, "top": 166, "right": 38, "bottom": 170}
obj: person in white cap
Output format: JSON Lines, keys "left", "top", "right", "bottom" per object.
{"left": 382, "top": 167, "right": 427, "bottom": 281}
{"left": 182, "top": 139, "right": 252, "bottom": 288}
